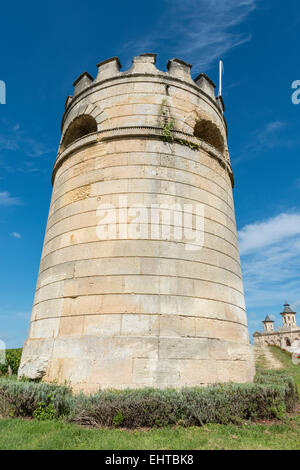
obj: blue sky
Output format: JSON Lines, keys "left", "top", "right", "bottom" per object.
{"left": 1, "top": 0, "right": 300, "bottom": 348}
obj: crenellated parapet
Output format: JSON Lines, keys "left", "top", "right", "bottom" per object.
{"left": 67, "top": 54, "right": 220, "bottom": 99}
{"left": 56, "top": 54, "right": 232, "bottom": 188}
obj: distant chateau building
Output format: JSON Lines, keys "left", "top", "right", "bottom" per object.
{"left": 253, "top": 303, "right": 300, "bottom": 350}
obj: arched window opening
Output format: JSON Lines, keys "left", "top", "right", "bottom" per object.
{"left": 61, "top": 115, "right": 97, "bottom": 151}
{"left": 194, "top": 120, "right": 224, "bottom": 154}
{"left": 286, "top": 338, "right": 291, "bottom": 347}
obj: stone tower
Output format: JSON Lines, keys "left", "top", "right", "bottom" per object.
{"left": 262, "top": 315, "right": 274, "bottom": 333}
{"left": 280, "top": 303, "right": 297, "bottom": 328}
{"left": 19, "top": 54, "right": 255, "bottom": 392}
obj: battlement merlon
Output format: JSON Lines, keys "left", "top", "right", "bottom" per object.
{"left": 64, "top": 95, "right": 73, "bottom": 110}
{"left": 167, "top": 58, "right": 193, "bottom": 83}
{"left": 64, "top": 53, "right": 224, "bottom": 112}
{"left": 96, "top": 57, "right": 122, "bottom": 81}
{"left": 73, "top": 71, "right": 93, "bottom": 96}
{"left": 127, "top": 53, "right": 158, "bottom": 74}
{"left": 194, "top": 73, "right": 216, "bottom": 99}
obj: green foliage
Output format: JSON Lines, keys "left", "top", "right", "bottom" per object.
{"left": 159, "top": 100, "right": 200, "bottom": 150}
{"left": 112, "top": 411, "right": 125, "bottom": 427}
{"left": 1, "top": 347, "right": 299, "bottom": 449}
{"left": 2, "top": 414, "right": 300, "bottom": 450}
{"left": 176, "top": 138, "right": 200, "bottom": 151}
{"left": 163, "top": 118, "right": 175, "bottom": 141}
{"left": 0, "top": 369, "right": 297, "bottom": 428}
{"left": 71, "top": 371, "right": 297, "bottom": 428}
{"left": 0, "top": 415, "right": 300, "bottom": 450}
{"left": 0, "top": 348, "right": 22, "bottom": 376}
{"left": 33, "top": 394, "right": 56, "bottom": 421}
{"left": 271, "top": 344, "right": 293, "bottom": 358}
{"left": 160, "top": 99, "right": 175, "bottom": 142}
{"left": 0, "top": 377, "right": 73, "bottom": 419}
{"left": 269, "top": 346, "right": 300, "bottom": 394}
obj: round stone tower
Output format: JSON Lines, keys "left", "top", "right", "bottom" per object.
{"left": 19, "top": 54, "right": 255, "bottom": 392}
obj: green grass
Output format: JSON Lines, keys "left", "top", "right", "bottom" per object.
{"left": 269, "top": 346, "right": 300, "bottom": 393}
{"left": 0, "top": 347, "right": 299, "bottom": 450}
{"left": 255, "top": 352, "right": 268, "bottom": 369}
{"left": 0, "top": 415, "right": 299, "bottom": 450}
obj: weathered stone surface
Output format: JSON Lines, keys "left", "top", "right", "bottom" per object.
{"left": 19, "top": 54, "right": 255, "bottom": 391}
{"left": 18, "top": 356, "right": 49, "bottom": 380}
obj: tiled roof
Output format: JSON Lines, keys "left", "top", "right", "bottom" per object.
{"left": 281, "top": 303, "right": 296, "bottom": 315}
{"left": 263, "top": 314, "right": 274, "bottom": 322}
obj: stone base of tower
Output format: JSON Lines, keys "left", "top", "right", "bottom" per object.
{"left": 19, "top": 335, "right": 255, "bottom": 393}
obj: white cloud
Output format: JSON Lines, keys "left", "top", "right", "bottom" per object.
{"left": 239, "top": 212, "right": 300, "bottom": 309}
{"left": 0, "top": 191, "right": 21, "bottom": 206}
{"left": 122, "top": 0, "right": 256, "bottom": 70}
{"left": 238, "top": 212, "right": 300, "bottom": 254}
{"left": 11, "top": 232, "right": 21, "bottom": 239}
{"left": 264, "top": 121, "right": 286, "bottom": 133}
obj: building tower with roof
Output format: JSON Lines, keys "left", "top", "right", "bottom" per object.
{"left": 253, "top": 302, "right": 300, "bottom": 350}
{"left": 262, "top": 315, "right": 274, "bottom": 333}
{"left": 280, "top": 302, "right": 297, "bottom": 328}
{"left": 18, "top": 54, "right": 255, "bottom": 392}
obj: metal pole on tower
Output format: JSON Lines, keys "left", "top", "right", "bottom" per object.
{"left": 218, "top": 60, "right": 224, "bottom": 97}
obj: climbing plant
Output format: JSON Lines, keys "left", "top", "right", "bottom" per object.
{"left": 159, "top": 99, "right": 200, "bottom": 151}
{"left": 160, "top": 99, "right": 175, "bottom": 142}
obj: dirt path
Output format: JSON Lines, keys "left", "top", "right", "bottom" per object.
{"left": 254, "top": 345, "right": 283, "bottom": 370}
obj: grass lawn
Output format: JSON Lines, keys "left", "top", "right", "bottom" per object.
{"left": 0, "top": 416, "right": 299, "bottom": 450}
{"left": 269, "top": 346, "right": 300, "bottom": 393}
{"left": 0, "top": 347, "right": 299, "bottom": 450}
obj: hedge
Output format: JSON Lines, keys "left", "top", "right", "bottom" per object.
{"left": 71, "top": 370, "right": 297, "bottom": 427}
{"left": 0, "top": 378, "right": 72, "bottom": 418}
{"left": 0, "top": 368, "right": 297, "bottom": 427}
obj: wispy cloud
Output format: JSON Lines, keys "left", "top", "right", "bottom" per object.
{"left": 11, "top": 231, "right": 21, "bottom": 239}
{"left": 255, "top": 120, "right": 287, "bottom": 149}
{"left": 122, "top": 0, "right": 256, "bottom": 70}
{"left": 264, "top": 121, "right": 286, "bottom": 133}
{"left": 0, "top": 191, "right": 22, "bottom": 206}
{"left": 231, "top": 120, "right": 288, "bottom": 164}
{"left": 0, "top": 119, "right": 55, "bottom": 159}
{"left": 239, "top": 212, "right": 300, "bottom": 309}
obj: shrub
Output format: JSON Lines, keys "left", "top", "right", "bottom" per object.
{"left": 0, "top": 378, "right": 73, "bottom": 419}
{"left": 0, "top": 370, "right": 297, "bottom": 427}
{"left": 0, "top": 348, "right": 22, "bottom": 376}
{"left": 32, "top": 395, "right": 56, "bottom": 421}
{"left": 70, "top": 370, "right": 298, "bottom": 428}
